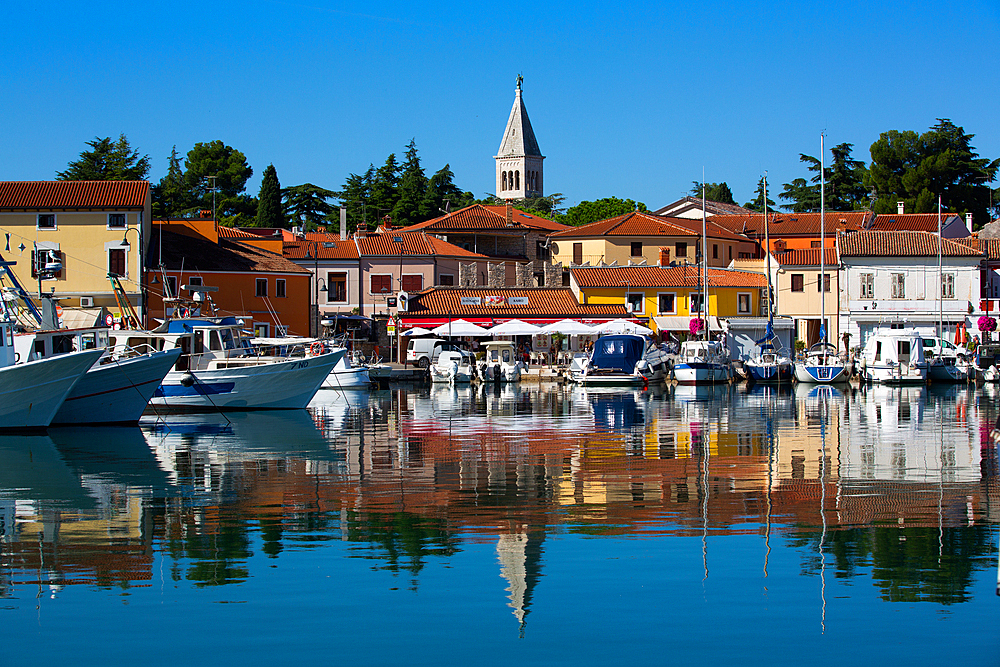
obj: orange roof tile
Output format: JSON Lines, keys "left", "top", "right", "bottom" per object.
{"left": 571, "top": 265, "right": 767, "bottom": 289}
{"left": 711, "top": 211, "right": 872, "bottom": 236}
{"left": 952, "top": 237, "right": 1000, "bottom": 260}
{"left": 406, "top": 287, "right": 629, "bottom": 319}
{"left": 407, "top": 204, "right": 570, "bottom": 233}
{"left": 218, "top": 226, "right": 264, "bottom": 239}
{"left": 283, "top": 238, "right": 359, "bottom": 260}
{"left": 870, "top": 213, "right": 964, "bottom": 233}
{"left": 0, "top": 180, "right": 149, "bottom": 209}
{"left": 355, "top": 230, "right": 488, "bottom": 258}
{"left": 548, "top": 211, "right": 749, "bottom": 243}
{"left": 839, "top": 231, "right": 983, "bottom": 257}
{"left": 776, "top": 248, "right": 839, "bottom": 266}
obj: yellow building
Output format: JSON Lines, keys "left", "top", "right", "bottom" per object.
{"left": 569, "top": 265, "right": 767, "bottom": 337}
{"left": 0, "top": 181, "right": 150, "bottom": 324}
{"left": 548, "top": 210, "right": 755, "bottom": 269}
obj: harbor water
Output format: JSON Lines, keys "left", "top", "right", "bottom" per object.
{"left": 1, "top": 382, "right": 998, "bottom": 665}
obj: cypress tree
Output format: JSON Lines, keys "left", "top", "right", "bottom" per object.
{"left": 256, "top": 164, "right": 284, "bottom": 227}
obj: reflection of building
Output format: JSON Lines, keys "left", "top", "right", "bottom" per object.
{"left": 497, "top": 529, "right": 545, "bottom": 634}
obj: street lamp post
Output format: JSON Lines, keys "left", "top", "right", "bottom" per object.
{"left": 303, "top": 241, "right": 327, "bottom": 337}
{"left": 120, "top": 226, "right": 145, "bottom": 328}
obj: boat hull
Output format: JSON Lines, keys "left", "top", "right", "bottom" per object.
{"left": 673, "top": 362, "right": 732, "bottom": 385}
{"left": 149, "top": 350, "right": 344, "bottom": 410}
{"left": 0, "top": 349, "right": 105, "bottom": 430}
{"left": 745, "top": 361, "right": 793, "bottom": 384}
{"left": 52, "top": 349, "right": 183, "bottom": 424}
{"left": 927, "top": 360, "right": 968, "bottom": 383}
{"left": 860, "top": 363, "right": 928, "bottom": 385}
{"left": 793, "top": 362, "right": 850, "bottom": 384}
{"left": 322, "top": 366, "right": 371, "bottom": 389}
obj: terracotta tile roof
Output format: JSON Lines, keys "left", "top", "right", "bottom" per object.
{"left": 150, "top": 230, "right": 309, "bottom": 273}
{"left": 0, "top": 180, "right": 149, "bottom": 209}
{"left": 711, "top": 211, "right": 872, "bottom": 236}
{"left": 952, "top": 237, "right": 1000, "bottom": 260}
{"left": 870, "top": 213, "right": 963, "bottom": 233}
{"left": 548, "top": 211, "right": 748, "bottom": 243}
{"left": 571, "top": 265, "right": 767, "bottom": 289}
{"left": 776, "top": 248, "right": 839, "bottom": 266}
{"left": 652, "top": 196, "right": 754, "bottom": 217}
{"left": 839, "top": 231, "right": 984, "bottom": 258}
{"left": 218, "top": 226, "right": 264, "bottom": 239}
{"left": 355, "top": 230, "right": 488, "bottom": 258}
{"left": 406, "top": 204, "right": 570, "bottom": 233}
{"left": 283, "top": 238, "right": 359, "bottom": 260}
{"left": 406, "top": 287, "right": 629, "bottom": 318}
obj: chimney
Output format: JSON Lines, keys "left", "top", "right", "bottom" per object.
{"left": 506, "top": 202, "right": 513, "bottom": 226}
{"left": 340, "top": 207, "right": 348, "bottom": 241}
{"left": 200, "top": 209, "right": 212, "bottom": 219}
{"left": 966, "top": 212, "right": 973, "bottom": 228}
{"left": 897, "top": 201, "right": 905, "bottom": 214}
{"left": 659, "top": 247, "right": 670, "bottom": 267}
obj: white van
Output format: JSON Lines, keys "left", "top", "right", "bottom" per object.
{"left": 406, "top": 338, "right": 449, "bottom": 368}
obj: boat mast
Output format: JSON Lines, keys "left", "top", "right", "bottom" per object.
{"left": 703, "top": 176, "right": 709, "bottom": 341}
{"left": 820, "top": 134, "right": 826, "bottom": 351}
{"left": 763, "top": 174, "right": 772, "bottom": 329}
{"left": 937, "top": 195, "right": 943, "bottom": 343}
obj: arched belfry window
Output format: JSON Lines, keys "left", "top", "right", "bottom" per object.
{"left": 515, "top": 170, "right": 520, "bottom": 190}
{"left": 502, "top": 172, "right": 507, "bottom": 190}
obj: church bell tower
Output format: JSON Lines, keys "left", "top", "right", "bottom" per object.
{"left": 495, "top": 76, "right": 544, "bottom": 200}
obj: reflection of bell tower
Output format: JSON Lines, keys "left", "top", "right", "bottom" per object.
{"left": 495, "top": 76, "right": 544, "bottom": 200}
{"left": 497, "top": 526, "right": 545, "bottom": 636}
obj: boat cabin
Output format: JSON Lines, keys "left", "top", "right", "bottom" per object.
{"left": 482, "top": 340, "right": 518, "bottom": 366}
{"left": 109, "top": 316, "right": 256, "bottom": 372}
{"left": 590, "top": 334, "right": 646, "bottom": 372}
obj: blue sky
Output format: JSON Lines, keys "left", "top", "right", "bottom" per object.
{"left": 3, "top": 0, "right": 998, "bottom": 211}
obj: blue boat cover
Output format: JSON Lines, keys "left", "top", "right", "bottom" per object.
{"left": 590, "top": 335, "right": 644, "bottom": 372}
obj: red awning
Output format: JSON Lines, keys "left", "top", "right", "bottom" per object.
{"left": 399, "top": 317, "right": 640, "bottom": 329}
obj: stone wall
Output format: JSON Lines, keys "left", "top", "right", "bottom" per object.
{"left": 459, "top": 262, "right": 478, "bottom": 287}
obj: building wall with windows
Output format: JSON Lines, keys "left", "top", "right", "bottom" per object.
{"left": 0, "top": 181, "right": 151, "bottom": 319}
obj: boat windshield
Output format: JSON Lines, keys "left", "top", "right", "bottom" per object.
{"left": 590, "top": 336, "right": 644, "bottom": 371}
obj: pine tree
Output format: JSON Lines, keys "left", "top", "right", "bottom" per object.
{"left": 255, "top": 164, "right": 285, "bottom": 228}
{"left": 57, "top": 134, "right": 151, "bottom": 181}
{"left": 689, "top": 182, "right": 736, "bottom": 205}
{"left": 392, "top": 140, "right": 427, "bottom": 226}
{"left": 744, "top": 177, "right": 777, "bottom": 212}
{"left": 422, "top": 164, "right": 467, "bottom": 219}
{"left": 283, "top": 184, "right": 335, "bottom": 231}
{"left": 152, "top": 146, "right": 191, "bottom": 218}
{"left": 369, "top": 154, "right": 400, "bottom": 228}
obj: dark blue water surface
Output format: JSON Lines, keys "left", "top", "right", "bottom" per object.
{"left": 1, "top": 382, "right": 997, "bottom": 665}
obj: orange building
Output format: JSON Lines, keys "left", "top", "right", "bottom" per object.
{"left": 146, "top": 219, "right": 311, "bottom": 336}
{"left": 711, "top": 211, "right": 873, "bottom": 255}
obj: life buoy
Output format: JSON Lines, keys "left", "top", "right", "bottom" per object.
{"left": 310, "top": 341, "right": 324, "bottom": 356}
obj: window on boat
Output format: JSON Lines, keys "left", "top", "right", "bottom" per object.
{"left": 53, "top": 335, "right": 73, "bottom": 354}
{"left": 34, "top": 339, "right": 45, "bottom": 358}
{"left": 874, "top": 341, "right": 882, "bottom": 361}
{"left": 898, "top": 340, "right": 910, "bottom": 360}
{"left": 80, "top": 332, "right": 97, "bottom": 350}
{"left": 220, "top": 328, "right": 237, "bottom": 349}
{"left": 503, "top": 349, "right": 511, "bottom": 362}
{"left": 193, "top": 331, "right": 204, "bottom": 354}
{"left": 209, "top": 330, "right": 223, "bottom": 351}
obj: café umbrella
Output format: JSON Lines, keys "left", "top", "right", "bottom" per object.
{"left": 430, "top": 319, "right": 492, "bottom": 337}
{"left": 486, "top": 319, "right": 541, "bottom": 336}
{"left": 591, "top": 319, "right": 654, "bottom": 336}
{"left": 539, "top": 319, "right": 595, "bottom": 335}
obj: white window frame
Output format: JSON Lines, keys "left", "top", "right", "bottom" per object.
{"left": 327, "top": 271, "right": 348, "bottom": 303}
{"left": 400, "top": 273, "right": 423, "bottom": 293}
{"left": 626, "top": 292, "right": 644, "bottom": 314}
{"left": 104, "top": 240, "right": 130, "bottom": 278}
{"left": 438, "top": 273, "right": 455, "bottom": 287}
{"left": 188, "top": 276, "right": 203, "bottom": 287}
{"left": 275, "top": 278, "right": 286, "bottom": 298}
{"left": 860, "top": 272, "right": 874, "bottom": 299}
{"left": 891, "top": 273, "right": 905, "bottom": 299}
{"left": 107, "top": 213, "right": 127, "bottom": 230}
{"left": 165, "top": 276, "right": 178, "bottom": 299}
{"left": 256, "top": 277, "right": 268, "bottom": 297}
{"left": 37, "top": 213, "right": 57, "bottom": 230}
{"left": 253, "top": 322, "right": 269, "bottom": 337}
{"left": 690, "top": 292, "right": 704, "bottom": 313}
{"left": 369, "top": 273, "right": 393, "bottom": 296}
{"left": 657, "top": 292, "right": 677, "bottom": 315}
{"left": 942, "top": 273, "right": 955, "bottom": 299}
{"left": 737, "top": 292, "right": 752, "bottom": 314}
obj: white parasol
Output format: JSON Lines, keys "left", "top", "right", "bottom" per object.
{"left": 430, "top": 319, "right": 492, "bottom": 337}
{"left": 538, "top": 319, "right": 596, "bottom": 335}
{"left": 486, "top": 319, "right": 541, "bottom": 336}
{"left": 592, "top": 319, "right": 654, "bottom": 336}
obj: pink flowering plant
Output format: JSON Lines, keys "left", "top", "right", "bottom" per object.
{"left": 978, "top": 315, "right": 996, "bottom": 333}
{"left": 689, "top": 318, "right": 705, "bottom": 336}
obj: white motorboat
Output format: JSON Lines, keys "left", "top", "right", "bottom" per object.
{"left": 322, "top": 350, "right": 372, "bottom": 389}
{"left": 0, "top": 318, "right": 104, "bottom": 430}
{"left": 794, "top": 342, "right": 851, "bottom": 384}
{"left": 16, "top": 326, "right": 182, "bottom": 424}
{"left": 857, "top": 326, "right": 928, "bottom": 384}
{"left": 112, "top": 316, "right": 345, "bottom": 410}
{"left": 430, "top": 349, "right": 475, "bottom": 383}
{"left": 478, "top": 340, "right": 524, "bottom": 383}
{"left": 570, "top": 334, "right": 671, "bottom": 385}
{"left": 673, "top": 340, "right": 732, "bottom": 385}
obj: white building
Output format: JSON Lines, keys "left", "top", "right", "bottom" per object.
{"left": 838, "top": 231, "right": 983, "bottom": 347}
{"left": 495, "top": 77, "right": 544, "bottom": 199}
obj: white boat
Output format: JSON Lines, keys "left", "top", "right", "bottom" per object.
{"left": 478, "top": 340, "right": 524, "bottom": 383}
{"left": 16, "top": 326, "right": 183, "bottom": 424}
{"left": 322, "top": 351, "right": 372, "bottom": 389}
{"left": 792, "top": 137, "right": 850, "bottom": 385}
{"left": 112, "top": 316, "right": 345, "bottom": 410}
{"left": 570, "top": 334, "right": 671, "bottom": 385}
{"left": 794, "top": 342, "right": 851, "bottom": 384}
{"left": 857, "top": 326, "right": 928, "bottom": 384}
{"left": 926, "top": 197, "right": 971, "bottom": 384}
{"left": 0, "top": 318, "right": 104, "bottom": 430}
{"left": 430, "top": 349, "right": 475, "bottom": 383}
{"left": 673, "top": 339, "right": 733, "bottom": 385}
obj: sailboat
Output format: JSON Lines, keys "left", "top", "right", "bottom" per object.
{"left": 795, "top": 135, "right": 850, "bottom": 384}
{"left": 673, "top": 180, "right": 733, "bottom": 385}
{"left": 745, "top": 175, "right": 793, "bottom": 384}
{"left": 927, "top": 195, "right": 969, "bottom": 383}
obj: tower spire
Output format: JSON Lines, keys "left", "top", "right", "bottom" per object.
{"left": 495, "top": 77, "right": 544, "bottom": 199}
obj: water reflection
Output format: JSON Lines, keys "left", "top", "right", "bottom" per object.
{"left": 0, "top": 383, "right": 997, "bottom": 647}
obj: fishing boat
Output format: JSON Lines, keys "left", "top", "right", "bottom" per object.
{"left": 927, "top": 197, "right": 970, "bottom": 383}
{"left": 478, "top": 340, "right": 524, "bottom": 383}
{"left": 570, "top": 333, "right": 671, "bottom": 385}
{"left": 112, "top": 316, "right": 345, "bottom": 410}
{"left": 857, "top": 325, "right": 928, "bottom": 384}
{"left": 322, "top": 351, "right": 372, "bottom": 388}
{"left": 793, "top": 136, "right": 850, "bottom": 385}
{"left": 430, "top": 349, "right": 476, "bottom": 383}
{"left": 0, "top": 317, "right": 104, "bottom": 430}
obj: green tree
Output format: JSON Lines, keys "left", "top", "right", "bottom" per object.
{"left": 284, "top": 183, "right": 336, "bottom": 232}
{"left": 689, "top": 182, "right": 736, "bottom": 205}
{"left": 866, "top": 119, "right": 998, "bottom": 226}
{"left": 152, "top": 146, "right": 192, "bottom": 218}
{"left": 369, "top": 154, "right": 400, "bottom": 227}
{"left": 392, "top": 140, "right": 427, "bottom": 226}
{"left": 562, "top": 197, "right": 646, "bottom": 226}
{"left": 744, "top": 177, "right": 777, "bottom": 212}
{"left": 57, "top": 134, "right": 151, "bottom": 181}
{"left": 183, "top": 141, "right": 255, "bottom": 225}
{"left": 337, "top": 167, "right": 374, "bottom": 233}
{"left": 421, "top": 164, "right": 472, "bottom": 218}
{"left": 255, "top": 164, "right": 285, "bottom": 228}
{"left": 827, "top": 142, "right": 869, "bottom": 210}
{"left": 779, "top": 178, "right": 820, "bottom": 212}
